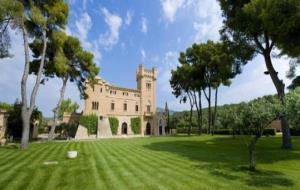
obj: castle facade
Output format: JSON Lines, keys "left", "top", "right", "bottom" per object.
{"left": 83, "top": 64, "right": 165, "bottom": 136}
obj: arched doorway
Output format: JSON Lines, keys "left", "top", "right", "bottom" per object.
{"left": 121, "top": 122, "right": 128, "bottom": 135}
{"left": 146, "top": 122, "right": 151, "bottom": 135}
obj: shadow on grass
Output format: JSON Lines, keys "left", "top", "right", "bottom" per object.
{"left": 0, "top": 144, "right": 19, "bottom": 150}
{"left": 144, "top": 136, "right": 299, "bottom": 188}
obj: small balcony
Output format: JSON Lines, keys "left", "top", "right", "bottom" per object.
{"left": 144, "top": 111, "right": 153, "bottom": 117}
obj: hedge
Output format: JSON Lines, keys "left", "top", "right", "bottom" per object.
{"left": 79, "top": 114, "right": 98, "bottom": 135}
{"left": 290, "top": 128, "right": 300, "bottom": 136}
{"left": 109, "top": 117, "right": 119, "bottom": 135}
{"left": 131, "top": 117, "right": 141, "bottom": 134}
{"left": 176, "top": 127, "right": 276, "bottom": 136}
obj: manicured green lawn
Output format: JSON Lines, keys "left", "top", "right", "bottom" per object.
{"left": 0, "top": 135, "right": 299, "bottom": 190}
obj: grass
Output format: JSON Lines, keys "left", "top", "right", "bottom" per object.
{"left": 0, "top": 135, "right": 299, "bottom": 190}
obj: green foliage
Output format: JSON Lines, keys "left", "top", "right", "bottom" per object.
{"left": 288, "top": 76, "right": 300, "bottom": 90}
{"left": 109, "top": 117, "right": 119, "bottom": 135}
{"left": 79, "top": 114, "right": 98, "bottom": 135}
{"left": 6, "top": 101, "right": 42, "bottom": 139}
{"left": 30, "top": 31, "right": 100, "bottom": 99}
{"left": 131, "top": 117, "right": 141, "bottom": 134}
{"left": 290, "top": 128, "right": 300, "bottom": 136}
{"left": 0, "top": 102, "right": 12, "bottom": 111}
{"left": 286, "top": 88, "right": 300, "bottom": 129}
{"left": 55, "top": 123, "right": 78, "bottom": 138}
{"left": 56, "top": 98, "right": 79, "bottom": 119}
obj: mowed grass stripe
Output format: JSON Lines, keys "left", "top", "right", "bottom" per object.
{"left": 0, "top": 142, "right": 64, "bottom": 190}
{"left": 40, "top": 141, "right": 74, "bottom": 190}
{"left": 91, "top": 140, "right": 129, "bottom": 189}
{"left": 14, "top": 142, "right": 67, "bottom": 190}
{"left": 85, "top": 141, "right": 107, "bottom": 189}
{"left": 100, "top": 141, "right": 165, "bottom": 190}
{"left": 127, "top": 140, "right": 221, "bottom": 189}
{"left": 88, "top": 141, "right": 113, "bottom": 189}
{"left": 0, "top": 142, "right": 51, "bottom": 175}
{"left": 91, "top": 140, "right": 123, "bottom": 189}
{"left": 22, "top": 142, "right": 67, "bottom": 190}
{"left": 105, "top": 141, "right": 179, "bottom": 190}
{"left": 97, "top": 141, "right": 140, "bottom": 189}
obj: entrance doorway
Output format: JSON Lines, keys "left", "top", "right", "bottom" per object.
{"left": 146, "top": 122, "right": 151, "bottom": 135}
{"left": 121, "top": 122, "right": 128, "bottom": 135}
{"left": 159, "top": 126, "right": 162, "bottom": 135}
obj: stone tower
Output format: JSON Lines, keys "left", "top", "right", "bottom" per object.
{"left": 136, "top": 64, "right": 157, "bottom": 136}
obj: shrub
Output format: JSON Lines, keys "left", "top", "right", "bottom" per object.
{"left": 176, "top": 127, "right": 207, "bottom": 134}
{"left": 131, "top": 117, "right": 141, "bottom": 134}
{"left": 213, "top": 129, "right": 232, "bottom": 135}
{"left": 262, "top": 128, "right": 276, "bottom": 136}
{"left": 109, "top": 117, "right": 119, "bottom": 135}
{"left": 55, "top": 123, "right": 78, "bottom": 138}
{"left": 290, "top": 128, "right": 300, "bottom": 136}
{"left": 79, "top": 114, "right": 98, "bottom": 135}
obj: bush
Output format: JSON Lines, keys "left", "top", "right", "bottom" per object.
{"left": 79, "top": 114, "right": 98, "bottom": 135}
{"left": 176, "top": 127, "right": 206, "bottom": 134}
{"left": 55, "top": 123, "right": 78, "bottom": 138}
{"left": 213, "top": 129, "right": 232, "bottom": 135}
{"left": 290, "top": 128, "right": 300, "bottom": 136}
{"left": 109, "top": 117, "right": 119, "bottom": 135}
{"left": 262, "top": 128, "right": 276, "bottom": 136}
{"left": 131, "top": 117, "right": 141, "bottom": 134}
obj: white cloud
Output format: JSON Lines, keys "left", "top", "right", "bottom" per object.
{"left": 99, "top": 8, "right": 122, "bottom": 49}
{"left": 160, "top": 0, "right": 185, "bottom": 22}
{"left": 75, "top": 12, "right": 92, "bottom": 48}
{"left": 141, "top": 49, "right": 146, "bottom": 62}
{"left": 141, "top": 17, "right": 148, "bottom": 34}
{"left": 158, "top": 51, "right": 179, "bottom": 94}
{"left": 125, "top": 10, "right": 134, "bottom": 26}
{"left": 192, "top": 0, "right": 222, "bottom": 42}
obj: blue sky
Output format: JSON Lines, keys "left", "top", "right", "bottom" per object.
{"left": 0, "top": 0, "right": 296, "bottom": 117}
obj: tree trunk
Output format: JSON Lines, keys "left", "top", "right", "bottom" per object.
{"left": 248, "top": 136, "right": 259, "bottom": 171}
{"left": 212, "top": 87, "right": 218, "bottom": 136}
{"left": 20, "top": 25, "right": 31, "bottom": 150}
{"left": 193, "top": 91, "right": 202, "bottom": 135}
{"left": 264, "top": 53, "right": 292, "bottom": 149}
{"left": 48, "top": 77, "right": 68, "bottom": 140}
{"left": 208, "top": 86, "right": 212, "bottom": 134}
{"left": 20, "top": 113, "right": 30, "bottom": 149}
{"left": 199, "top": 91, "right": 203, "bottom": 134}
{"left": 187, "top": 92, "right": 194, "bottom": 136}
{"left": 20, "top": 28, "right": 47, "bottom": 149}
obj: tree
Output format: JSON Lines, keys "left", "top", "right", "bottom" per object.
{"left": 176, "top": 41, "right": 236, "bottom": 135}
{"left": 170, "top": 63, "right": 195, "bottom": 135}
{"left": 0, "top": 0, "right": 69, "bottom": 149}
{"left": 0, "top": 0, "right": 22, "bottom": 58}
{"left": 287, "top": 76, "right": 300, "bottom": 91}
{"left": 233, "top": 97, "right": 280, "bottom": 170}
{"left": 217, "top": 0, "right": 300, "bottom": 149}
{"left": 31, "top": 32, "right": 99, "bottom": 140}
{"left": 56, "top": 99, "right": 79, "bottom": 120}
{"left": 285, "top": 87, "right": 300, "bottom": 129}
{"left": 6, "top": 100, "right": 42, "bottom": 139}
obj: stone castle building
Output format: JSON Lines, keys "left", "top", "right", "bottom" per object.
{"left": 83, "top": 64, "right": 165, "bottom": 136}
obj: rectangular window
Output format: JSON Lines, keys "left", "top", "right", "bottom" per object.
{"left": 124, "top": 103, "right": 127, "bottom": 111}
{"left": 92, "top": 101, "right": 99, "bottom": 110}
{"left": 147, "top": 105, "right": 151, "bottom": 112}
{"left": 135, "top": 105, "right": 139, "bottom": 112}
{"left": 146, "top": 83, "right": 151, "bottom": 90}
{"left": 100, "top": 88, "right": 102, "bottom": 93}
{"left": 111, "top": 103, "right": 115, "bottom": 111}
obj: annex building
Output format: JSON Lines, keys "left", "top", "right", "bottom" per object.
{"left": 83, "top": 64, "right": 166, "bottom": 136}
